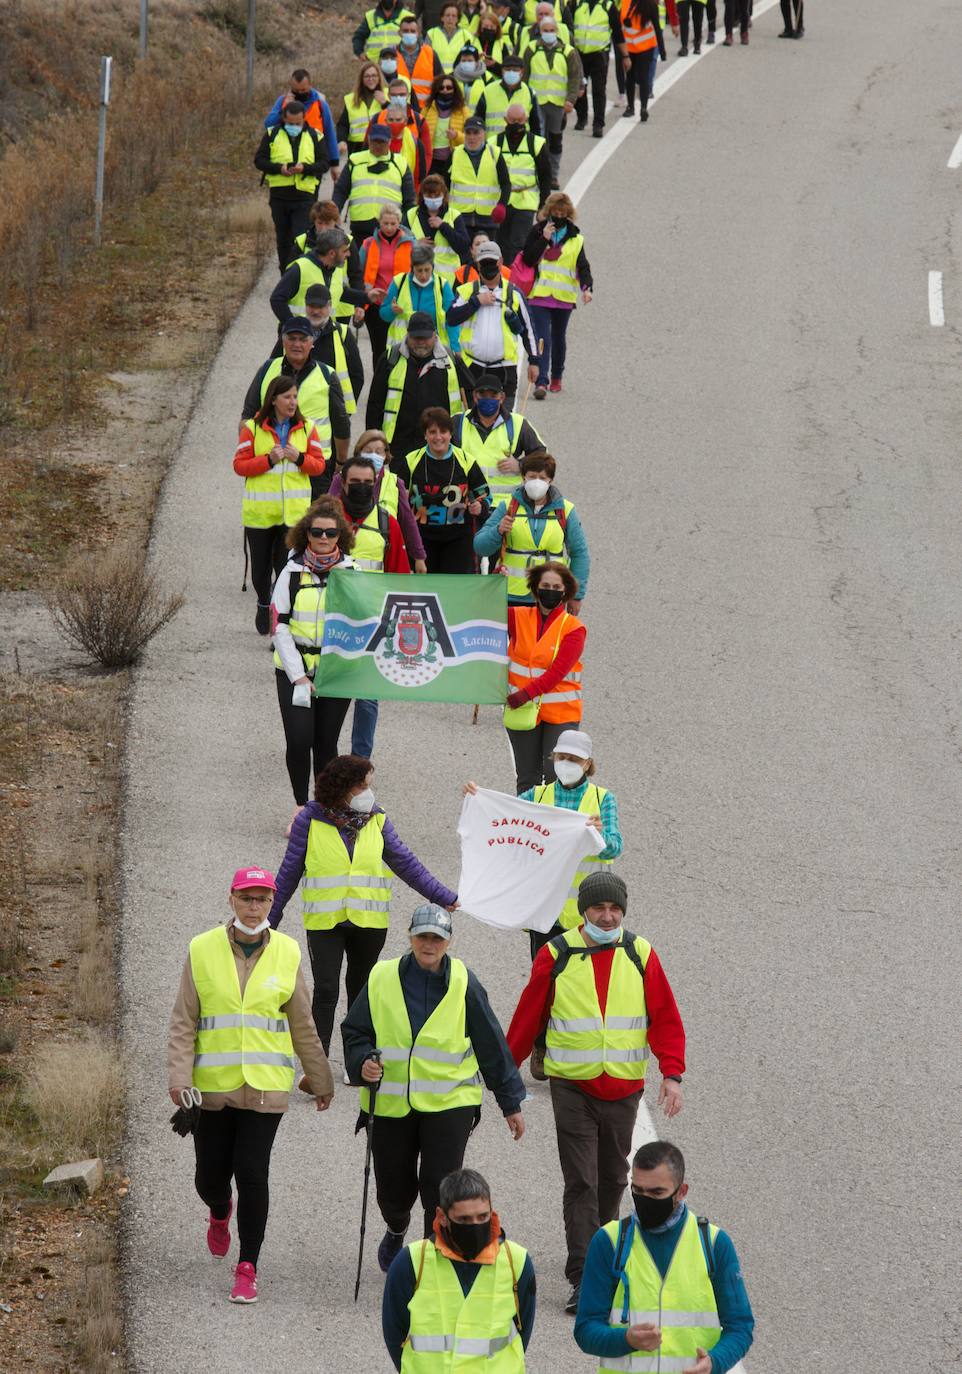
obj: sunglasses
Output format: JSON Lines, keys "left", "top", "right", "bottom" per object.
{"left": 309, "top": 526, "right": 339, "bottom": 538}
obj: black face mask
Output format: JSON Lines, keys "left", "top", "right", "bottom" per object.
{"left": 479, "top": 260, "right": 500, "bottom": 278}
{"left": 633, "top": 1190, "right": 679, "bottom": 1231}
{"left": 537, "top": 588, "right": 565, "bottom": 610}
{"left": 344, "top": 482, "right": 375, "bottom": 513}
{"left": 444, "top": 1217, "right": 490, "bottom": 1260}
{"left": 505, "top": 123, "right": 526, "bottom": 143}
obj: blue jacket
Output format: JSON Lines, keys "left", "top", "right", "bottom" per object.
{"left": 263, "top": 89, "right": 339, "bottom": 168}
{"left": 379, "top": 273, "right": 461, "bottom": 351}
{"left": 473, "top": 483, "right": 590, "bottom": 602}
{"left": 383, "top": 1235, "right": 537, "bottom": 1371}
{"left": 574, "top": 1206, "right": 754, "bottom": 1374}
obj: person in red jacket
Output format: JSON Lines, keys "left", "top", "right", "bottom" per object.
{"left": 337, "top": 454, "right": 412, "bottom": 572}
{"left": 506, "top": 869, "right": 685, "bottom": 1314}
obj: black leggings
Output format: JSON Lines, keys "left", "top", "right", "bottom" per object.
{"left": 275, "top": 669, "right": 351, "bottom": 804}
{"left": 506, "top": 719, "right": 567, "bottom": 794}
{"left": 677, "top": 0, "right": 705, "bottom": 46}
{"left": 575, "top": 49, "right": 609, "bottom": 130}
{"left": 424, "top": 534, "right": 478, "bottom": 574}
{"left": 365, "top": 307, "right": 391, "bottom": 366}
{"left": 725, "top": 0, "right": 750, "bottom": 32}
{"left": 194, "top": 1107, "right": 282, "bottom": 1267}
{"left": 625, "top": 50, "right": 657, "bottom": 111}
{"left": 372, "top": 1105, "right": 478, "bottom": 1236}
{"left": 306, "top": 923, "right": 388, "bottom": 1053}
{"left": 779, "top": 0, "right": 802, "bottom": 30}
{"left": 246, "top": 526, "right": 289, "bottom": 610}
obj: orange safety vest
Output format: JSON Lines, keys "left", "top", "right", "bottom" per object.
{"left": 508, "top": 607, "right": 584, "bottom": 724}
{"left": 621, "top": 0, "right": 658, "bottom": 51}
{"left": 398, "top": 45, "right": 437, "bottom": 107}
{"left": 363, "top": 235, "right": 414, "bottom": 286}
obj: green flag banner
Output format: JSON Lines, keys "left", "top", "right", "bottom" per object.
{"left": 313, "top": 570, "right": 509, "bottom": 704}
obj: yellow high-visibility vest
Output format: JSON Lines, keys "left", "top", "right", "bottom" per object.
{"left": 301, "top": 812, "right": 392, "bottom": 930}
{"left": 528, "top": 232, "right": 583, "bottom": 306}
{"left": 264, "top": 128, "right": 319, "bottom": 195}
{"left": 448, "top": 144, "right": 501, "bottom": 217}
{"left": 402, "top": 1239, "right": 527, "bottom": 1371}
{"left": 534, "top": 782, "right": 611, "bottom": 928}
{"left": 239, "top": 418, "right": 315, "bottom": 530}
{"left": 543, "top": 926, "right": 651, "bottom": 1080}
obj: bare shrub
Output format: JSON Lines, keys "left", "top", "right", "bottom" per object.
{"left": 74, "top": 1228, "right": 124, "bottom": 1374}
{"left": 47, "top": 549, "right": 185, "bottom": 670}
{"left": 24, "top": 1035, "right": 124, "bottom": 1159}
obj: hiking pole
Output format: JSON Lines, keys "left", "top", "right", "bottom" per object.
{"left": 518, "top": 339, "right": 543, "bottom": 417}
{"left": 354, "top": 1051, "right": 382, "bottom": 1301}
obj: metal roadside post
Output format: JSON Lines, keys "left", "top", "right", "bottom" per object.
{"left": 94, "top": 56, "right": 112, "bottom": 249}
{"left": 353, "top": 1050, "right": 382, "bottom": 1301}
{"left": 139, "top": 0, "right": 148, "bottom": 59}
{"left": 246, "top": 0, "right": 256, "bottom": 103}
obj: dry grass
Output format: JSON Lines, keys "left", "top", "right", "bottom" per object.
{"left": 74, "top": 1228, "right": 124, "bottom": 1374}
{"left": 76, "top": 861, "right": 116, "bottom": 1026}
{"left": 23, "top": 1036, "right": 124, "bottom": 1161}
{"left": 47, "top": 549, "right": 186, "bottom": 670}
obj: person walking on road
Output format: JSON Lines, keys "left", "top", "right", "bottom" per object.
{"left": 382, "top": 1167, "right": 537, "bottom": 1370}
{"left": 405, "top": 173, "right": 467, "bottom": 277}
{"left": 167, "top": 866, "right": 334, "bottom": 1305}
{"left": 621, "top": 0, "right": 665, "bottom": 121}
{"left": 523, "top": 16, "right": 582, "bottom": 188}
{"left": 381, "top": 241, "right": 460, "bottom": 348}
{"left": 400, "top": 406, "right": 489, "bottom": 573}
{"left": 446, "top": 239, "right": 539, "bottom": 408}
{"left": 447, "top": 116, "right": 513, "bottom": 233}
{"left": 521, "top": 192, "right": 592, "bottom": 397}
{"left": 779, "top": 0, "right": 803, "bottom": 37}
{"left": 241, "top": 318, "right": 350, "bottom": 475}
{"left": 329, "top": 430, "right": 428, "bottom": 573}
{"left": 574, "top": 1140, "right": 755, "bottom": 1372}
{"left": 255, "top": 102, "right": 329, "bottom": 272}
{"left": 366, "top": 312, "right": 471, "bottom": 461}
{"left": 264, "top": 68, "right": 340, "bottom": 183}
{"left": 269, "top": 227, "right": 368, "bottom": 326}
{"left": 339, "top": 61, "right": 390, "bottom": 157}
{"left": 676, "top": 0, "right": 708, "bottom": 53}
{"left": 506, "top": 870, "right": 685, "bottom": 1313}
{"left": 451, "top": 372, "right": 545, "bottom": 510}
{"left": 419, "top": 75, "right": 468, "bottom": 181}
{"left": 342, "top": 904, "right": 526, "bottom": 1271}
{"left": 298, "top": 283, "right": 365, "bottom": 417}
{"left": 473, "top": 451, "right": 590, "bottom": 606}
{"left": 426, "top": 1, "right": 470, "bottom": 72}
{"left": 722, "top": 0, "right": 750, "bottom": 43}
{"left": 270, "top": 758, "right": 458, "bottom": 1053}
{"left": 573, "top": 0, "right": 626, "bottom": 136}
{"left": 359, "top": 203, "right": 418, "bottom": 362}
{"left": 496, "top": 106, "right": 553, "bottom": 264}
{"left": 354, "top": 0, "right": 418, "bottom": 61}
{"left": 233, "top": 374, "right": 327, "bottom": 636}
{"left": 333, "top": 121, "right": 416, "bottom": 248}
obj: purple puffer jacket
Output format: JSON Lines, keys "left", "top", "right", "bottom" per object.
{"left": 268, "top": 802, "right": 457, "bottom": 928}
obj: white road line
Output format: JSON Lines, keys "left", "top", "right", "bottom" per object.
{"left": 929, "top": 270, "right": 945, "bottom": 326}
{"left": 566, "top": 0, "right": 780, "bottom": 204}
{"left": 948, "top": 131, "right": 962, "bottom": 169}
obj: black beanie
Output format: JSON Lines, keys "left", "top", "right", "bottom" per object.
{"left": 577, "top": 870, "right": 628, "bottom": 916}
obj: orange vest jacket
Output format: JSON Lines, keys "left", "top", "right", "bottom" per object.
{"left": 508, "top": 608, "right": 584, "bottom": 724}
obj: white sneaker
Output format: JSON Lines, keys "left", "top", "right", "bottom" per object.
{"left": 614, "top": 93, "right": 627, "bottom": 107}
{"left": 342, "top": 1070, "right": 351, "bottom": 1085}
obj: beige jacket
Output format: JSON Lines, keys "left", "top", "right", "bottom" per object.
{"left": 167, "top": 922, "right": 334, "bottom": 1113}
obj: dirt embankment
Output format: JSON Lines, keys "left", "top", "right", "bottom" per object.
{"left": 0, "top": 1, "right": 358, "bottom": 1366}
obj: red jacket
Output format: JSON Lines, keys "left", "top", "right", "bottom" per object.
{"left": 232, "top": 418, "right": 326, "bottom": 478}
{"left": 347, "top": 511, "right": 412, "bottom": 573}
{"left": 506, "top": 934, "right": 686, "bottom": 1101}
{"left": 506, "top": 604, "right": 585, "bottom": 707}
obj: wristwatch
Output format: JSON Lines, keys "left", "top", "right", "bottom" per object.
{"left": 664, "top": 1075, "right": 682, "bottom": 1083}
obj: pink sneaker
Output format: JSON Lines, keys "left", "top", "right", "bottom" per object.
{"left": 207, "top": 1200, "right": 232, "bottom": 1258}
{"left": 229, "top": 1261, "right": 257, "bottom": 1303}
{"left": 549, "top": 379, "right": 563, "bottom": 393}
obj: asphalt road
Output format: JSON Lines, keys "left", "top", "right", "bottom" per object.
{"left": 121, "top": 3, "right": 962, "bottom": 1369}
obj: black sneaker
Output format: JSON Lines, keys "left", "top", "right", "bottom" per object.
{"left": 564, "top": 1283, "right": 581, "bottom": 1314}
{"left": 678, "top": 44, "right": 688, "bottom": 54}
{"left": 778, "top": 28, "right": 794, "bottom": 36}
{"left": 693, "top": 41, "right": 701, "bottom": 52}
{"left": 574, "top": 118, "right": 587, "bottom": 130}
{"left": 255, "top": 603, "right": 271, "bottom": 635}
{"left": 639, "top": 109, "right": 649, "bottom": 122}
{"left": 377, "top": 1228, "right": 407, "bottom": 1273}
{"left": 706, "top": 29, "right": 715, "bottom": 42}
{"left": 621, "top": 106, "right": 634, "bottom": 118}
{"left": 591, "top": 126, "right": 605, "bottom": 137}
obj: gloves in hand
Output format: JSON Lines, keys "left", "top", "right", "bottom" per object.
{"left": 292, "top": 681, "right": 312, "bottom": 708}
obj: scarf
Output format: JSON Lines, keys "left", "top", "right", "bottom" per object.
{"left": 302, "top": 547, "right": 342, "bottom": 575}
{"left": 319, "top": 802, "right": 372, "bottom": 836}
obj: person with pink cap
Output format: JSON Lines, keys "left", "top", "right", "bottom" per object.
{"left": 167, "top": 866, "right": 334, "bottom": 1305}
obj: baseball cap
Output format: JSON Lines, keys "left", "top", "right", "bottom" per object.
{"left": 407, "top": 311, "right": 436, "bottom": 338}
{"left": 554, "top": 729, "right": 592, "bottom": 760}
{"left": 473, "top": 371, "right": 504, "bottom": 393}
{"left": 475, "top": 239, "right": 502, "bottom": 261}
{"left": 281, "top": 316, "right": 313, "bottom": 336}
{"left": 304, "top": 283, "right": 332, "bottom": 306}
{"left": 230, "top": 866, "right": 277, "bottom": 892}
{"left": 409, "top": 903, "right": 454, "bottom": 939}
{"left": 464, "top": 114, "right": 485, "bottom": 132}
{"left": 368, "top": 119, "right": 392, "bottom": 141}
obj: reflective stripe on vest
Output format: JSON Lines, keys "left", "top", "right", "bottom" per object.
{"left": 543, "top": 927, "right": 651, "bottom": 1081}
{"left": 455, "top": 280, "right": 520, "bottom": 367}
{"left": 344, "top": 92, "right": 378, "bottom": 143}
{"left": 399, "top": 45, "right": 437, "bottom": 106}
{"left": 272, "top": 561, "right": 342, "bottom": 675}
{"left": 388, "top": 272, "right": 448, "bottom": 347}
{"left": 239, "top": 419, "right": 314, "bottom": 530}
{"left": 527, "top": 47, "right": 569, "bottom": 105}
{"left": 330, "top": 325, "right": 356, "bottom": 414}
{"left": 478, "top": 80, "right": 533, "bottom": 137}
{"left": 453, "top": 411, "right": 526, "bottom": 504}
{"left": 378, "top": 467, "right": 401, "bottom": 517}
{"left": 496, "top": 131, "right": 545, "bottom": 211}
{"left": 259, "top": 357, "right": 333, "bottom": 450}
{"left": 426, "top": 26, "right": 468, "bottom": 71}
{"left": 404, "top": 208, "right": 461, "bottom": 277}
{"left": 621, "top": 0, "right": 658, "bottom": 51}
{"left": 360, "top": 957, "right": 482, "bottom": 1117}
{"left": 289, "top": 257, "right": 346, "bottom": 317}
{"left": 599, "top": 1212, "right": 721, "bottom": 1374}
{"left": 348, "top": 151, "right": 406, "bottom": 223}
{"left": 507, "top": 606, "right": 583, "bottom": 724}
{"left": 351, "top": 506, "right": 389, "bottom": 570}
{"left": 363, "top": 6, "right": 415, "bottom": 59}
{"left": 500, "top": 497, "right": 574, "bottom": 599}
{"left": 301, "top": 812, "right": 391, "bottom": 930}
{"left": 401, "top": 1240, "right": 526, "bottom": 1373}
{"left": 448, "top": 145, "right": 501, "bottom": 216}
{"left": 535, "top": 782, "right": 612, "bottom": 927}
{"left": 574, "top": 0, "right": 612, "bottom": 51}
{"left": 528, "top": 233, "right": 584, "bottom": 306}
{"left": 264, "top": 128, "right": 319, "bottom": 194}
{"left": 189, "top": 927, "right": 300, "bottom": 1093}
{"left": 383, "top": 349, "right": 462, "bottom": 441}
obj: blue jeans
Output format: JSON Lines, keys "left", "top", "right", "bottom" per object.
{"left": 351, "top": 698, "right": 379, "bottom": 758}
{"left": 528, "top": 303, "right": 573, "bottom": 384}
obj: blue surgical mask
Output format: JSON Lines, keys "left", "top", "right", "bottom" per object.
{"left": 583, "top": 920, "right": 620, "bottom": 944}
{"left": 503, "top": 69, "right": 522, "bottom": 86}
{"left": 541, "top": 30, "right": 558, "bottom": 45}
{"left": 456, "top": 61, "right": 478, "bottom": 78}
{"left": 475, "top": 396, "right": 500, "bottom": 417}
{"left": 423, "top": 195, "right": 444, "bottom": 211}
{"left": 381, "top": 60, "right": 398, "bottom": 74}
{"left": 284, "top": 123, "right": 303, "bottom": 136}
{"left": 360, "top": 450, "right": 385, "bottom": 474}
{"left": 401, "top": 30, "right": 418, "bottom": 44}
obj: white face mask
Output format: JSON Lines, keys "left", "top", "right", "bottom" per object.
{"left": 349, "top": 787, "right": 376, "bottom": 813}
{"left": 554, "top": 759, "right": 585, "bottom": 787}
{"left": 423, "top": 195, "right": 444, "bottom": 211}
{"left": 233, "top": 916, "right": 270, "bottom": 936}
{"left": 541, "top": 29, "right": 558, "bottom": 45}
{"left": 524, "top": 477, "right": 549, "bottom": 501}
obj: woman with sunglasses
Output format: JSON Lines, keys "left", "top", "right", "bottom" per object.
{"left": 419, "top": 72, "right": 467, "bottom": 179}
{"left": 271, "top": 496, "right": 358, "bottom": 833}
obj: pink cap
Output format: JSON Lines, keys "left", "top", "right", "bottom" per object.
{"left": 230, "top": 866, "right": 277, "bottom": 892}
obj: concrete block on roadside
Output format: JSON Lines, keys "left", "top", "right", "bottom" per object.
{"left": 42, "top": 1158, "right": 104, "bottom": 1197}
